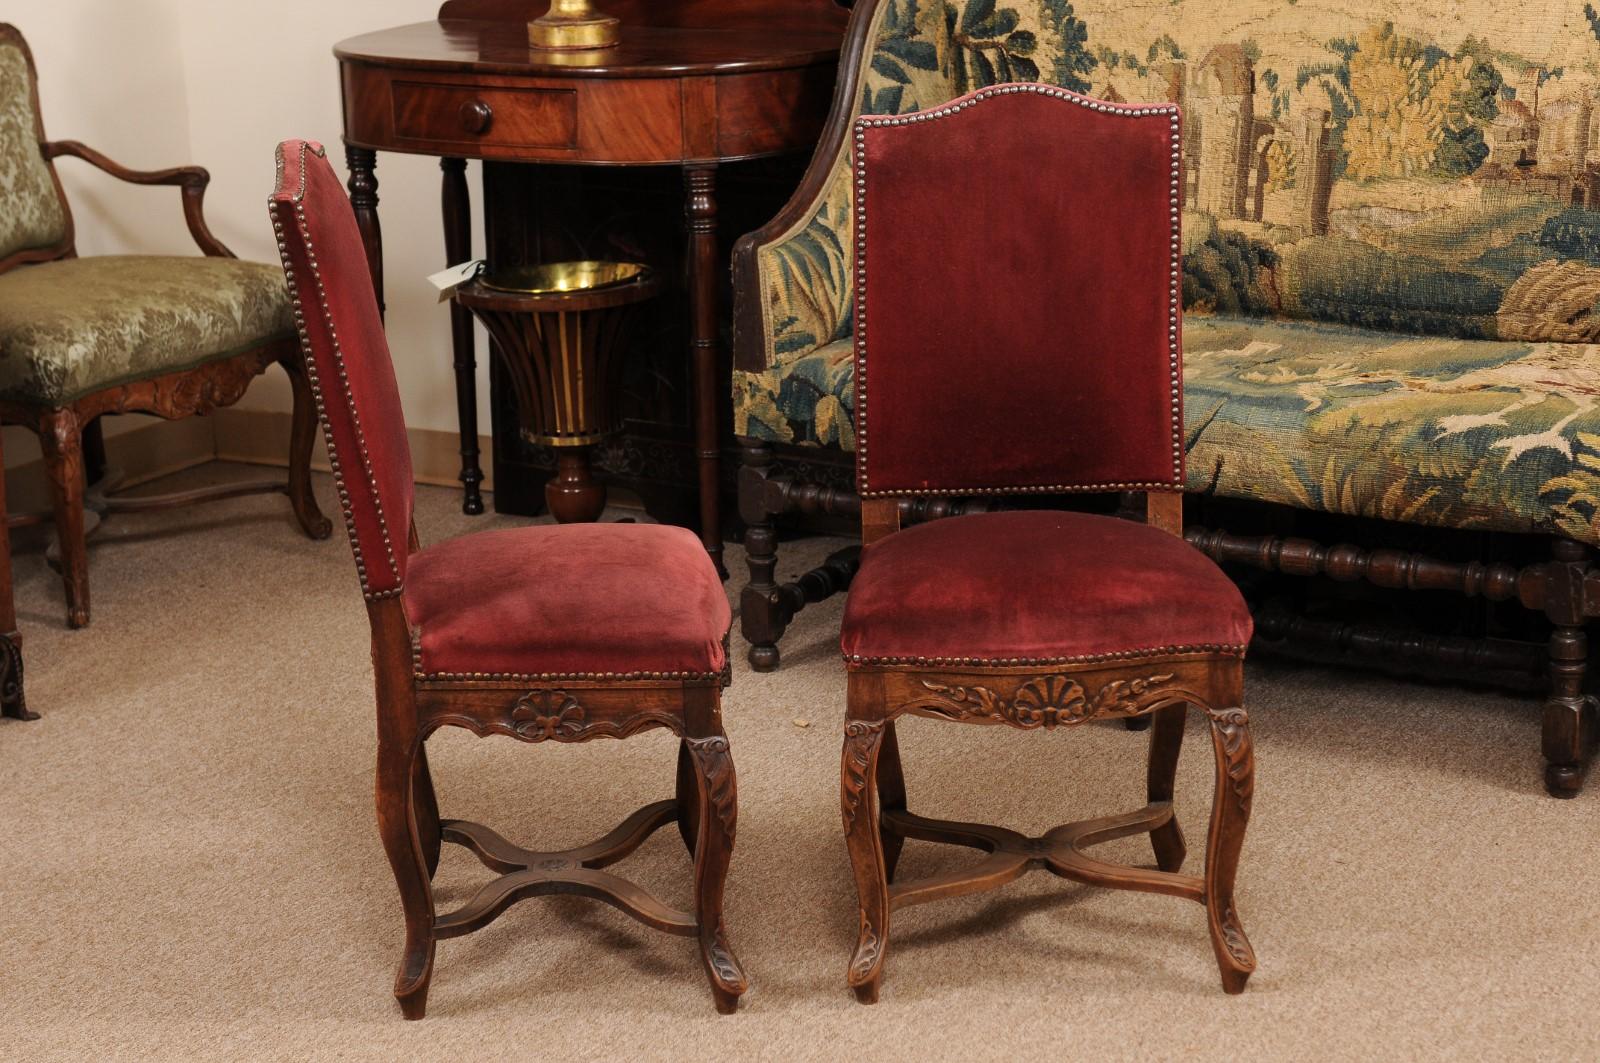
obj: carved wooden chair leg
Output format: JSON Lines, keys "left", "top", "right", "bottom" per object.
{"left": 876, "top": 720, "right": 908, "bottom": 882}
{"left": 1146, "top": 702, "right": 1188, "bottom": 872}
{"left": 676, "top": 737, "right": 701, "bottom": 856}
{"left": 842, "top": 684, "right": 891, "bottom": 1003}
{"left": 280, "top": 350, "right": 334, "bottom": 540}
{"left": 40, "top": 407, "right": 89, "bottom": 628}
{"left": 376, "top": 735, "right": 437, "bottom": 1020}
{"left": 412, "top": 742, "right": 443, "bottom": 879}
{"left": 684, "top": 726, "right": 746, "bottom": 1014}
{"left": 1202, "top": 702, "right": 1256, "bottom": 994}
{"left": 737, "top": 438, "right": 784, "bottom": 672}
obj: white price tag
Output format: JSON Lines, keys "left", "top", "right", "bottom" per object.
{"left": 427, "top": 259, "right": 484, "bottom": 302}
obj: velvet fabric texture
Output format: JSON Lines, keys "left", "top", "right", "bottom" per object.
{"left": 270, "top": 141, "right": 414, "bottom": 596}
{"left": 856, "top": 89, "right": 1180, "bottom": 496}
{"left": 840, "top": 510, "right": 1251, "bottom": 664}
{"left": 405, "top": 523, "right": 732, "bottom": 678}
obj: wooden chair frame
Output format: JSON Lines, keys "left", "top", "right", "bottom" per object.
{"left": 836, "top": 86, "right": 1255, "bottom": 1001}
{"left": 367, "top": 591, "right": 747, "bottom": 1017}
{"left": 268, "top": 142, "right": 745, "bottom": 1017}
{"left": 842, "top": 494, "right": 1256, "bottom": 1002}
{"left": 0, "top": 24, "right": 329, "bottom": 627}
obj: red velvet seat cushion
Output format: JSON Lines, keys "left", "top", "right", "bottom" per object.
{"left": 841, "top": 511, "right": 1251, "bottom": 666}
{"left": 404, "top": 523, "right": 730, "bottom": 679}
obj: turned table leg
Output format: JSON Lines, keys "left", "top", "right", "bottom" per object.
{"left": 441, "top": 158, "right": 486, "bottom": 516}
{"left": 345, "top": 144, "right": 384, "bottom": 319}
{"left": 684, "top": 164, "right": 725, "bottom": 577}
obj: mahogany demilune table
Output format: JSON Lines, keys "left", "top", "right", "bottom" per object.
{"left": 334, "top": 0, "right": 847, "bottom": 570}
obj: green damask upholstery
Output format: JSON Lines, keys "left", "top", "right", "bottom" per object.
{"left": 0, "top": 255, "right": 294, "bottom": 406}
{"left": 737, "top": 0, "right": 1600, "bottom": 545}
{"left": 0, "top": 38, "right": 66, "bottom": 262}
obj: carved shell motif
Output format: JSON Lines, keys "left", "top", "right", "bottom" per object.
{"left": 909, "top": 673, "right": 1177, "bottom": 729}
{"left": 510, "top": 689, "right": 587, "bottom": 741}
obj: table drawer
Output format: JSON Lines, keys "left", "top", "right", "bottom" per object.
{"left": 391, "top": 81, "right": 577, "bottom": 150}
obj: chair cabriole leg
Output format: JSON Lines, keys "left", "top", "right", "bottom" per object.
{"left": 412, "top": 742, "right": 442, "bottom": 879}
{"left": 876, "top": 720, "right": 907, "bottom": 882}
{"left": 40, "top": 407, "right": 89, "bottom": 628}
{"left": 842, "top": 673, "right": 891, "bottom": 1003}
{"left": 376, "top": 734, "right": 436, "bottom": 1019}
{"left": 281, "top": 350, "right": 333, "bottom": 540}
{"left": 1146, "top": 702, "right": 1188, "bottom": 872}
{"left": 1202, "top": 702, "right": 1256, "bottom": 994}
{"left": 684, "top": 718, "right": 746, "bottom": 1014}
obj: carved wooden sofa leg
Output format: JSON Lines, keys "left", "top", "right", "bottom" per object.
{"left": 738, "top": 440, "right": 1001, "bottom": 671}
{"left": 737, "top": 439, "right": 786, "bottom": 671}
{"left": 737, "top": 438, "right": 863, "bottom": 671}
{"left": 1188, "top": 524, "right": 1600, "bottom": 795}
{"left": 1540, "top": 538, "right": 1597, "bottom": 798}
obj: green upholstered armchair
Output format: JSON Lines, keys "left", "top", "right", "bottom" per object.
{"left": 0, "top": 24, "right": 329, "bottom": 627}
{"left": 731, "top": 0, "right": 1600, "bottom": 794}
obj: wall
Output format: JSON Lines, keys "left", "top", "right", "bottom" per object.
{"left": 8, "top": 0, "right": 489, "bottom": 498}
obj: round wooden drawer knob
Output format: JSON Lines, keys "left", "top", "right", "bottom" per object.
{"left": 460, "top": 99, "right": 494, "bottom": 134}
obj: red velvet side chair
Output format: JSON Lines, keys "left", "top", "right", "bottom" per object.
{"left": 837, "top": 86, "right": 1258, "bottom": 1002}
{"left": 269, "top": 140, "right": 747, "bottom": 1018}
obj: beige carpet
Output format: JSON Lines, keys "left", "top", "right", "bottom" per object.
{"left": 4, "top": 463, "right": 1597, "bottom": 1062}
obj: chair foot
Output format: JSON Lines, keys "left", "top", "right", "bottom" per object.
{"left": 852, "top": 975, "right": 881, "bottom": 1005}
{"left": 1220, "top": 965, "right": 1251, "bottom": 995}
{"left": 393, "top": 932, "right": 436, "bottom": 1020}
{"left": 701, "top": 923, "right": 747, "bottom": 1014}
{"left": 712, "top": 985, "right": 740, "bottom": 1015}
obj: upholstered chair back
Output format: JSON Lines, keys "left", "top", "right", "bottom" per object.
{"left": 269, "top": 140, "right": 415, "bottom": 597}
{"left": 0, "top": 25, "right": 69, "bottom": 267}
{"left": 853, "top": 86, "right": 1181, "bottom": 498}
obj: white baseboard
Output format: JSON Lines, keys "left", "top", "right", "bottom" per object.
{"left": 211, "top": 408, "right": 493, "bottom": 491}
{"left": 2, "top": 411, "right": 491, "bottom": 518}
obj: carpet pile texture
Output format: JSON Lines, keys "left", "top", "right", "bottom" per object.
{"left": 3, "top": 464, "right": 1596, "bottom": 1061}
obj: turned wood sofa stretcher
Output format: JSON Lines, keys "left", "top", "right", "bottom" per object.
{"left": 737, "top": 442, "right": 1599, "bottom": 796}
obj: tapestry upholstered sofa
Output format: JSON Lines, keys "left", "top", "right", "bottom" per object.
{"left": 730, "top": 0, "right": 1600, "bottom": 795}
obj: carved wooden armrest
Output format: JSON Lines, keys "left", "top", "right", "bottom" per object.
{"left": 42, "top": 139, "right": 234, "bottom": 259}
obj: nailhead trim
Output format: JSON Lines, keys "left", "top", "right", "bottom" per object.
{"left": 269, "top": 141, "right": 403, "bottom": 600}
{"left": 844, "top": 643, "right": 1247, "bottom": 667}
{"left": 851, "top": 83, "right": 1185, "bottom": 499}
{"left": 417, "top": 670, "right": 729, "bottom": 682}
